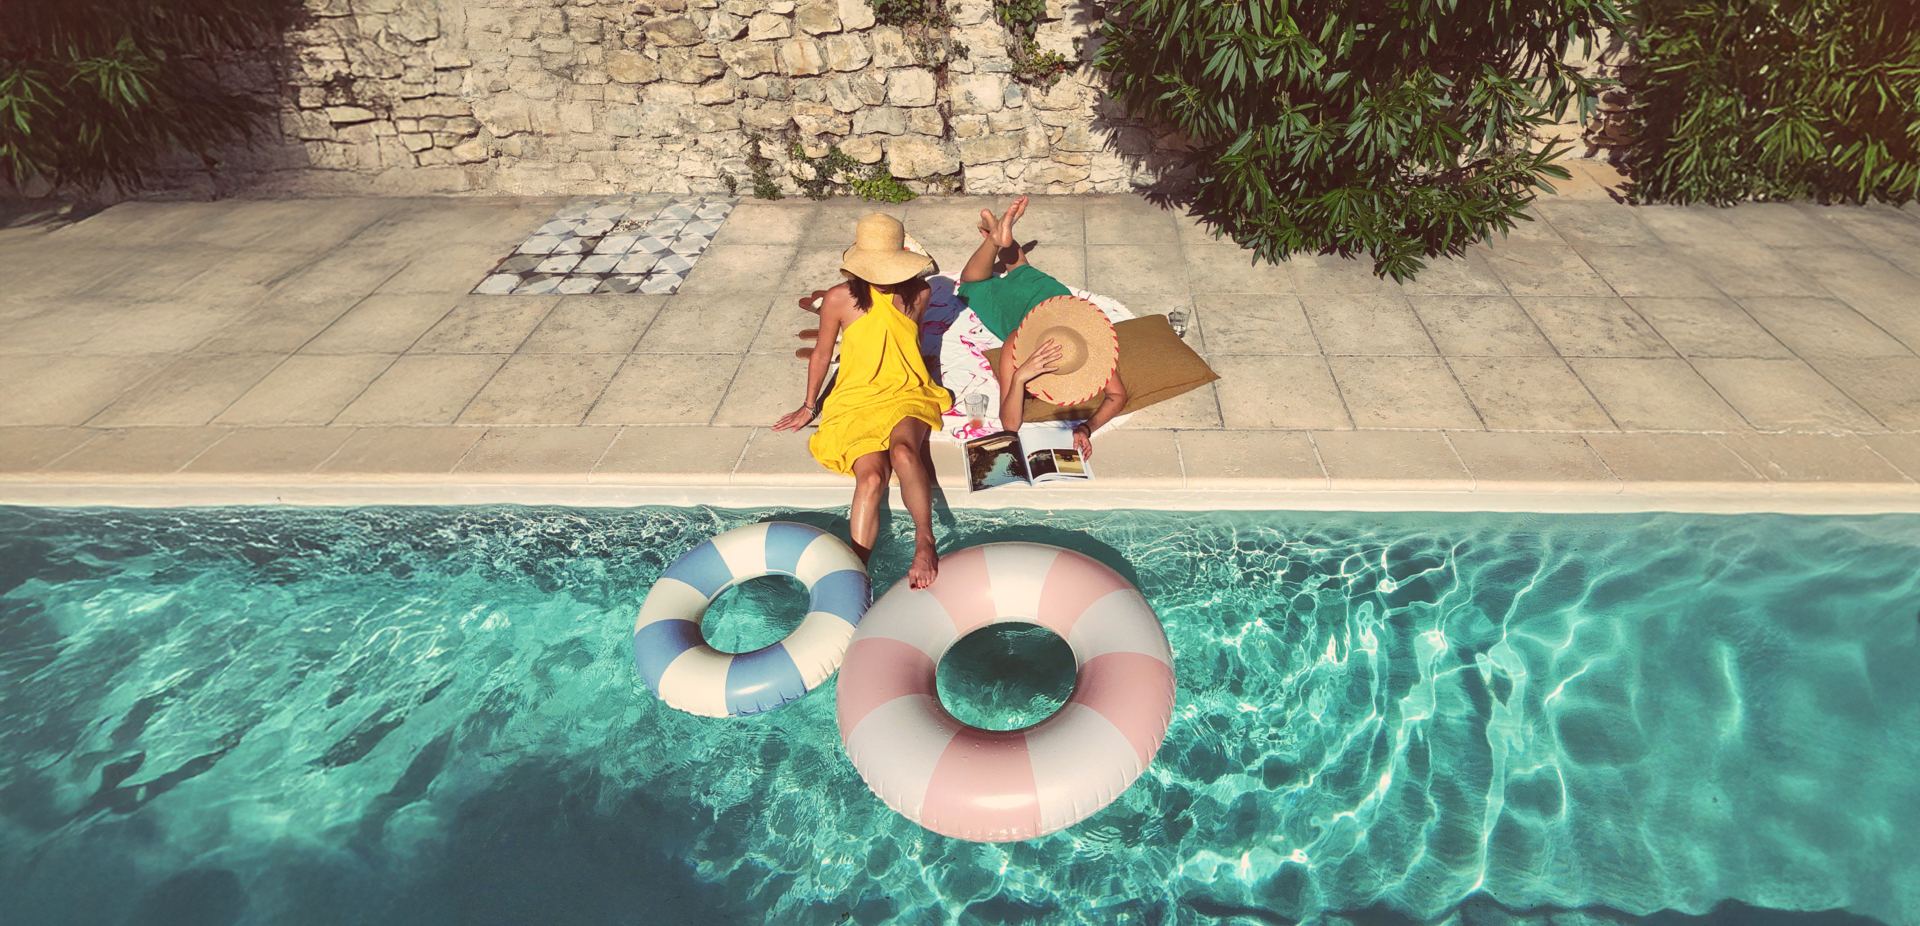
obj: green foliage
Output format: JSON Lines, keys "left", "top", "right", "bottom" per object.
{"left": 872, "top": 0, "right": 967, "bottom": 68}
{"left": 995, "top": 0, "right": 1070, "bottom": 87}
{"left": 0, "top": 0, "right": 305, "bottom": 193}
{"left": 789, "top": 140, "right": 918, "bottom": 203}
{"left": 1626, "top": 0, "right": 1920, "bottom": 205}
{"left": 1096, "top": 0, "right": 1623, "bottom": 281}
{"left": 745, "top": 132, "right": 783, "bottom": 200}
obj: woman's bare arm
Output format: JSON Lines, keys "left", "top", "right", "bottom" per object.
{"left": 992, "top": 337, "right": 1064, "bottom": 434}
{"left": 774, "top": 291, "right": 848, "bottom": 431}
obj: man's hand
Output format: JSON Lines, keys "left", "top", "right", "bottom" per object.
{"left": 1016, "top": 338, "right": 1064, "bottom": 384}
{"left": 1072, "top": 424, "right": 1093, "bottom": 460}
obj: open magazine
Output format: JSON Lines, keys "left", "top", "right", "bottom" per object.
{"left": 964, "top": 426, "right": 1093, "bottom": 492}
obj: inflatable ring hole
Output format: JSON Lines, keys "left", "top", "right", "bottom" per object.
{"left": 936, "top": 623, "right": 1077, "bottom": 731}
{"left": 701, "top": 575, "right": 810, "bottom": 654}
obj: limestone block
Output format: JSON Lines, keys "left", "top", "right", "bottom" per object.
{"left": 906, "top": 107, "right": 944, "bottom": 135}
{"left": 297, "top": 86, "right": 326, "bottom": 108}
{"left": 740, "top": 99, "right": 795, "bottom": 130}
{"left": 284, "top": 110, "right": 335, "bottom": 140}
{"left": 645, "top": 16, "right": 705, "bottom": 46}
{"left": 958, "top": 133, "right": 1022, "bottom": 164}
{"left": 695, "top": 81, "right": 736, "bottom": 104}
{"left": 868, "top": 27, "right": 913, "bottom": 68}
{"left": 1053, "top": 123, "right": 1102, "bottom": 152}
{"left": 988, "top": 108, "right": 1032, "bottom": 132}
{"left": 724, "top": 0, "right": 758, "bottom": 15}
{"left": 1031, "top": 161, "right": 1088, "bottom": 184}
{"left": 793, "top": 100, "right": 850, "bottom": 135}
{"left": 888, "top": 69, "right": 936, "bottom": 107}
{"left": 842, "top": 135, "right": 883, "bottom": 163}
{"left": 1051, "top": 152, "right": 1090, "bottom": 165}
{"left": 951, "top": 115, "right": 987, "bottom": 138}
{"left": 538, "top": 36, "right": 576, "bottom": 55}
{"left": 401, "top": 132, "right": 435, "bottom": 151}
{"left": 659, "top": 47, "right": 728, "bottom": 82}
{"left": 748, "top": 12, "right": 792, "bottom": 41}
{"left": 852, "top": 106, "right": 906, "bottom": 136}
{"left": 824, "top": 76, "right": 862, "bottom": 113}
{"left": 687, "top": 106, "right": 742, "bottom": 132}
{"left": 721, "top": 41, "right": 779, "bottom": 78}
{"left": 1038, "top": 108, "right": 1076, "bottom": 127}
{"left": 887, "top": 136, "right": 959, "bottom": 178}
{"left": 948, "top": 74, "right": 1006, "bottom": 114}
{"left": 429, "top": 47, "right": 472, "bottom": 71}
{"left": 823, "top": 33, "right": 870, "bottom": 71}
{"left": 604, "top": 104, "right": 645, "bottom": 137}
{"left": 1002, "top": 82, "right": 1024, "bottom": 109}
{"left": 389, "top": 3, "right": 439, "bottom": 42}
{"left": 561, "top": 101, "right": 595, "bottom": 133}
{"left": 326, "top": 105, "right": 378, "bottom": 124}
{"left": 706, "top": 11, "right": 747, "bottom": 41}
{"left": 1022, "top": 124, "right": 1050, "bottom": 157}
{"left": 795, "top": 0, "right": 840, "bottom": 34}
{"left": 415, "top": 148, "right": 457, "bottom": 167}
{"left": 965, "top": 161, "right": 1013, "bottom": 194}
{"left": 793, "top": 79, "right": 828, "bottom": 102}
{"left": 1034, "top": 20, "right": 1087, "bottom": 60}
{"left": 780, "top": 38, "right": 827, "bottom": 76}
{"left": 850, "top": 73, "right": 887, "bottom": 106}
{"left": 839, "top": 0, "right": 876, "bottom": 30}
{"left": 1029, "top": 79, "right": 1082, "bottom": 111}
{"left": 1089, "top": 150, "right": 1127, "bottom": 184}
{"left": 507, "top": 60, "right": 563, "bottom": 100}
{"left": 448, "top": 140, "right": 493, "bottom": 165}
{"left": 768, "top": 1, "right": 796, "bottom": 13}
{"left": 950, "top": 0, "right": 992, "bottom": 26}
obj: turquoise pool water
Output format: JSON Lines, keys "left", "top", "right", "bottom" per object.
{"left": 1, "top": 506, "right": 1917, "bottom": 926}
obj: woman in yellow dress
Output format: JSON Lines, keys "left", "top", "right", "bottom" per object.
{"left": 773, "top": 214, "right": 950, "bottom": 589}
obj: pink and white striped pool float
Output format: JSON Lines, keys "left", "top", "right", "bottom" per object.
{"left": 836, "top": 543, "right": 1176, "bottom": 842}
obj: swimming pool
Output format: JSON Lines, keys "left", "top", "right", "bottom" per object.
{"left": 1, "top": 505, "right": 1916, "bottom": 926}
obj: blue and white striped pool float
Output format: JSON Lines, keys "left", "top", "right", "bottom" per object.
{"left": 633, "top": 521, "right": 869, "bottom": 717}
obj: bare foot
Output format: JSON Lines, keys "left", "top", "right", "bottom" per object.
{"left": 978, "top": 208, "right": 997, "bottom": 240}
{"left": 993, "top": 195, "right": 1028, "bottom": 248}
{"left": 908, "top": 536, "right": 939, "bottom": 589}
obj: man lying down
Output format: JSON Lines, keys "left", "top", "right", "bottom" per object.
{"left": 961, "top": 195, "right": 1126, "bottom": 461}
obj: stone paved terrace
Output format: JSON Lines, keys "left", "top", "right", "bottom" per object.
{"left": 5, "top": 164, "right": 1920, "bottom": 511}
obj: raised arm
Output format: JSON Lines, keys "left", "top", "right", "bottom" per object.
{"left": 992, "top": 336, "right": 1064, "bottom": 434}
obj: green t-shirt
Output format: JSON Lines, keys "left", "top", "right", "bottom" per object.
{"left": 956, "top": 264, "right": 1072, "bottom": 341}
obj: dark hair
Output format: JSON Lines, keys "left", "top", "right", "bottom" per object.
{"left": 846, "top": 275, "right": 873, "bottom": 310}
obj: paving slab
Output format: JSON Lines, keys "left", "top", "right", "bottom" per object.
{"left": 4, "top": 189, "right": 1920, "bottom": 510}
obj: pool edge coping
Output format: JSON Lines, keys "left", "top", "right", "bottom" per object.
{"left": 7, "top": 475, "right": 1920, "bottom": 514}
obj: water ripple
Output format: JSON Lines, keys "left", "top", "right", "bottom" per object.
{"left": 0, "top": 506, "right": 1917, "bottom": 926}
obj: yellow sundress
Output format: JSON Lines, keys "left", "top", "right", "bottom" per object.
{"left": 808, "top": 289, "right": 951, "bottom": 476}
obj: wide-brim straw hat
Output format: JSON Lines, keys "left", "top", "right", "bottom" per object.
{"left": 841, "top": 213, "right": 933, "bottom": 285}
{"left": 1005, "top": 295, "right": 1118, "bottom": 406}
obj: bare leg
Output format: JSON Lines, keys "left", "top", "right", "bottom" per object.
{"left": 848, "top": 450, "right": 893, "bottom": 563}
{"left": 886, "top": 416, "right": 939, "bottom": 588}
{"left": 962, "top": 209, "right": 1001, "bottom": 283}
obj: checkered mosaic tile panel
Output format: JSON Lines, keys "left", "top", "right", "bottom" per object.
{"left": 472, "top": 196, "right": 736, "bottom": 296}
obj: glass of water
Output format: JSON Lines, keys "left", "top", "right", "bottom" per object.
{"left": 1167, "top": 309, "right": 1190, "bottom": 338}
{"left": 963, "top": 393, "right": 989, "bottom": 427}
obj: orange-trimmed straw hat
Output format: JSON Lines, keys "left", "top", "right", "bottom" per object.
{"left": 841, "top": 213, "right": 933, "bottom": 285}
{"left": 1005, "top": 295, "right": 1118, "bottom": 406}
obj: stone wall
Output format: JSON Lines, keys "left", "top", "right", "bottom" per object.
{"left": 279, "top": 0, "right": 1181, "bottom": 196}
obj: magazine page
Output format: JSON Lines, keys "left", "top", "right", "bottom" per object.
{"left": 1021, "top": 426, "right": 1092, "bottom": 484}
{"left": 965, "top": 432, "right": 1031, "bottom": 492}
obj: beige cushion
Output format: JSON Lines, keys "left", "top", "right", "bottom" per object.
{"left": 985, "top": 314, "right": 1219, "bottom": 421}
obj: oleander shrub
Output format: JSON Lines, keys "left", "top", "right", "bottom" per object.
{"left": 1625, "top": 0, "right": 1920, "bottom": 205}
{"left": 0, "top": 0, "right": 304, "bottom": 194}
{"left": 1096, "top": 0, "right": 1625, "bottom": 281}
